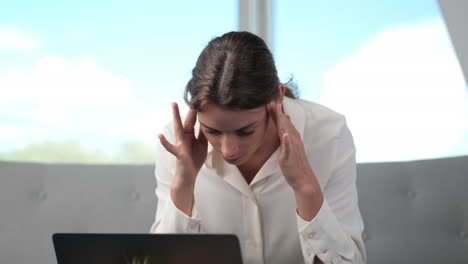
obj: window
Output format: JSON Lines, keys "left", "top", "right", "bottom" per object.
{"left": 275, "top": 0, "right": 468, "bottom": 162}
{"left": 0, "top": 0, "right": 237, "bottom": 163}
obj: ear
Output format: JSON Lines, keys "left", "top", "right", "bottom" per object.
{"left": 266, "top": 84, "right": 286, "bottom": 116}
{"left": 276, "top": 83, "right": 286, "bottom": 104}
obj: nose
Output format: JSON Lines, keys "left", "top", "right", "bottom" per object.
{"left": 221, "top": 135, "right": 239, "bottom": 158}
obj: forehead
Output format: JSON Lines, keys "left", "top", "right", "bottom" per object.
{"left": 197, "top": 104, "right": 266, "bottom": 130}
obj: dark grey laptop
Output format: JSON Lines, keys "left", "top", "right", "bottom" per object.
{"left": 53, "top": 233, "right": 243, "bottom": 264}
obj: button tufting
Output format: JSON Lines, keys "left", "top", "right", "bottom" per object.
{"left": 459, "top": 231, "right": 467, "bottom": 240}
{"left": 38, "top": 192, "right": 47, "bottom": 201}
{"left": 407, "top": 191, "right": 416, "bottom": 200}
{"left": 131, "top": 192, "right": 141, "bottom": 201}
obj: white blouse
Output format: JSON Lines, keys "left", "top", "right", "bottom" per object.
{"left": 150, "top": 97, "right": 366, "bottom": 264}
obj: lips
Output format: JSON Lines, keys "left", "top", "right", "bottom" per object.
{"left": 223, "top": 156, "right": 242, "bottom": 163}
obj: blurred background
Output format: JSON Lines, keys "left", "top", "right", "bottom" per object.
{"left": 1, "top": 0, "right": 467, "bottom": 164}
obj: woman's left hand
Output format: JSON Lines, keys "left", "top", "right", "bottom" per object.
{"left": 268, "top": 102, "right": 328, "bottom": 264}
{"left": 268, "top": 102, "right": 324, "bottom": 221}
{"left": 267, "top": 102, "right": 319, "bottom": 192}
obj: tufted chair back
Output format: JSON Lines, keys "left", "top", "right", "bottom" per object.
{"left": 0, "top": 162, "right": 156, "bottom": 263}
{"left": 357, "top": 156, "right": 468, "bottom": 263}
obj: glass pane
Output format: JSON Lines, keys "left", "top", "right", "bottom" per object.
{"left": 0, "top": 0, "right": 237, "bottom": 164}
{"left": 275, "top": 0, "right": 468, "bottom": 162}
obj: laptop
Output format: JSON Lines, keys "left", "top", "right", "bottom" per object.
{"left": 53, "top": 233, "right": 243, "bottom": 264}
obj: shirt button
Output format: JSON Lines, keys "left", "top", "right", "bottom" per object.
{"left": 247, "top": 239, "right": 257, "bottom": 248}
{"left": 189, "top": 223, "right": 198, "bottom": 231}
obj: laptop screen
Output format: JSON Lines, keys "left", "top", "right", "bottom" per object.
{"left": 53, "top": 233, "right": 243, "bottom": 264}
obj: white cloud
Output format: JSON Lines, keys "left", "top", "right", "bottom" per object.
{"left": 0, "top": 55, "right": 133, "bottom": 122}
{"left": 0, "top": 55, "right": 137, "bottom": 153}
{"left": 108, "top": 102, "right": 188, "bottom": 142}
{"left": 321, "top": 20, "right": 468, "bottom": 162}
{"left": 0, "top": 27, "right": 40, "bottom": 52}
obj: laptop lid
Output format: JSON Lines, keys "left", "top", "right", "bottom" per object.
{"left": 53, "top": 233, "right": 243, "bottom": 264}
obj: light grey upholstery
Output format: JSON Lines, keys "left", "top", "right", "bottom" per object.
{"left": 0, "top": 163, "right": 156, "bottom": 264}
{"left": 356, "top": 156, "right": 468, "bottom": 263}
{"left": 1, "top": 156, "right": 467, "bottom": 263}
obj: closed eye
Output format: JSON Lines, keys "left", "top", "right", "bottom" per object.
{"left": 204, "top": 129, "right": 254, "bottom": 137}
{"left": 205, "top": 129, "right": 221, "bottom": 135}
{"left": 200, "top": 120, "right": 259, "bottom": 136}
{"left": 236, "top": 130, "right": 254, "bottom": 137}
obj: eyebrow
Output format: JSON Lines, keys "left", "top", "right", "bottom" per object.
{"left": 199, "top": 120, "right": 259, "bottom": 132}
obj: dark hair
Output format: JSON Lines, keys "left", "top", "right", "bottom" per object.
{"left": 184, "top": 31, "right": 297, "bottom": 111}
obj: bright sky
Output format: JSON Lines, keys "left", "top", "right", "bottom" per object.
{"left": 1, "top": 0, "right": 467, "bottom": 162}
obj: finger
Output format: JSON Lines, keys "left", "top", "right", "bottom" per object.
{"left": 274, "top": 103, "right": 288, "bottom": 135}
{"left": 266, "top": 102, "right": 279, "bottom": 130}
{"left": 183, "top": 108, "right": 197, "bottom": 134}
{"left": 280, "top": 132, "right": 290, "bottom": 160}
{"left": 283, "top": 113, "right": 301, "bottom": 137}
{"left": 172, "top": 103, "right": 184, "bottom": 140}
{"left": 267, "top": 102, "right": 277, "bottom": 126}
{"left": 275, "top": 102, "right": 287, "bottom": 119}
{"left": 197, "top": 125, "right": 208, "bottom": 145}
{"left": 158, "top": 134, "right": 177, "bottom": 157}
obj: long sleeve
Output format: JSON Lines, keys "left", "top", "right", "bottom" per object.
{"left": 296, "top": 121, "right": 366, "bottom": 264}
{"left": 149, "top": 123, "right": 202, "bottom": 234}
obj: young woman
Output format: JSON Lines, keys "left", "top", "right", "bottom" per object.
{"left": 150, "top": 31, "right": 366, "bottom": 264}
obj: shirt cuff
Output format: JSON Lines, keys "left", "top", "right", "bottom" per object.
{"left": 296, "top": 199, "right": 354, "bottom": 263}
{"left": 155, "top": 198, "right": 202, "bottom": 233}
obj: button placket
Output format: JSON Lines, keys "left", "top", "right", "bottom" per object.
{"left": 243, "top": 194, "right": 264, "bottom": 261}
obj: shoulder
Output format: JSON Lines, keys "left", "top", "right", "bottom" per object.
{"left": 285, "top": 97, "right": 348, "bottom": 140}
{"left": 286, "top": 98, "right": 356, "bottom": 186}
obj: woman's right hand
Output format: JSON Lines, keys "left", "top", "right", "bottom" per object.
{"left": 158, "top": 102, "right": 208, "bottom": 190}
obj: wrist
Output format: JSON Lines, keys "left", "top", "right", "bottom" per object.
{"left": 292, "top": 178, "right": 320, "bottom": 193}
{"left": 171, "top": 176, "right": 196, "bottom": 193}
{"left": 293, "top": 184, "right": 322, "bottom": 201}
{"left": 170, "top": 176, "right": 196, "bottom": 217}
{"left": 288, "top": 169, "right": 320, "bottom": 194}
{"left": 294, "top": 184, "right": 324, "bottom": 222}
